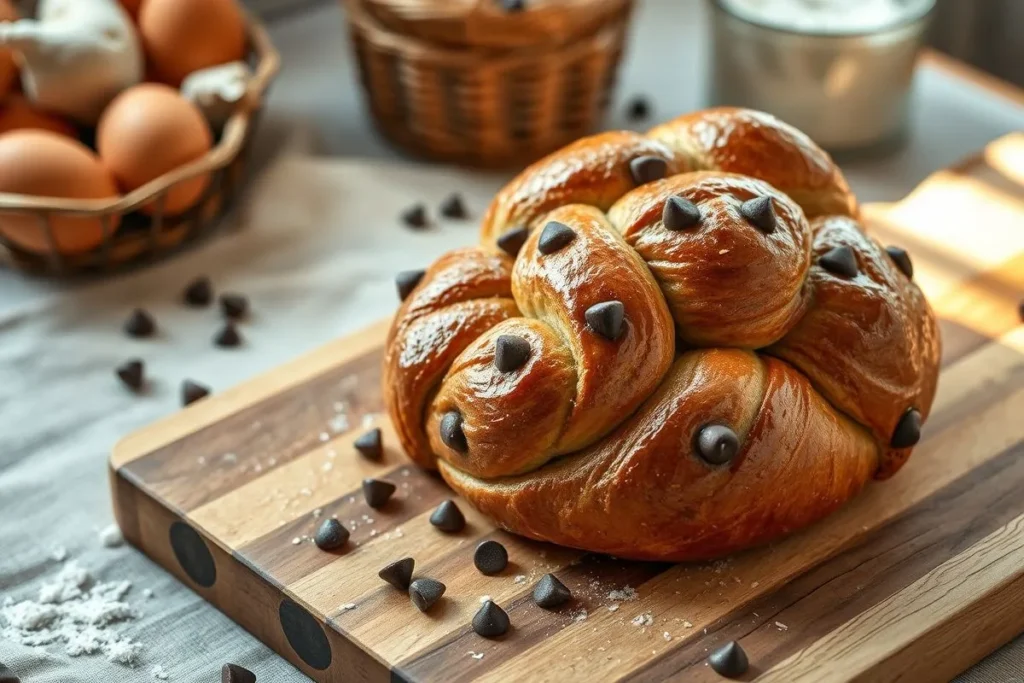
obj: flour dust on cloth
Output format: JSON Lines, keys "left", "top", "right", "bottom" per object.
{"left": 0, "top": 151, "right": 504, "bottom": 682}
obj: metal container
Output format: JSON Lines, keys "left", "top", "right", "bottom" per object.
{"left": 707, "top": 0, "right": 936, "bottom": 153}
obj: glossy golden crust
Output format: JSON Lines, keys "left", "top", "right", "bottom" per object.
{"left": 384, "top": 107, "right": 940, "bottom": 561}
{"left": 440, "top": 351, "right": 878, "bottom": 561}
{"left": 608, "top": 172, "right": 812, "bottom": 348}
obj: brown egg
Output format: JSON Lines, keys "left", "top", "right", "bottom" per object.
{"left": 0, "top": 95, "right": 77, "bottom": 137}
{"left": 118, "top": 0, "right": 142, "bottom": 19}
{"left": 0, "top": 0, "right": 19, "bottom": 98}
{"left": 0, "top": 131, "right": 120, "bottom": 254}
{"left": 139, "top": 0, "right": 247, "bottom": 86}
{"left": 97, "top": 83, "right": 213, "bottom": 216}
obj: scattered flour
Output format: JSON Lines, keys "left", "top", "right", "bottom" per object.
{"left": 50, "top": 546, "right": 68, "bottom": 562}
{"left": 571, "top": 608, "right": 588, "bottom": 623}
{"left": 631, "top": 613, "right": 654, "bottom": 628}
{"left": 513, "top": 575, "right": 527, "bottom": 584}
{"left": 152, "top": 664, "right": 170, "bottom": 680}
{"left": 607, "top": 586, "right": 638, "bottom": 602}
{"left": 0, "top": 560, "right": 142, "bottom": 665}
{"left": 662, "top": 631, "right": 673, "bottom": 642}
{"left": 99, "top": 524, "right": 124, "bottom": 549}
{"left": 468, "top": 651, "right": 485, "bottom": 660}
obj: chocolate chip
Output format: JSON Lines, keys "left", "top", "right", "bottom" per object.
{"left": 214, "top": 322, "right": 242, "bottom": 348}
{"left": 220, "top": 293, "right": 249, "bottom": 320}
{"left": 585, "top": 300, "right": 625, "bottom": 341}
{"left": 629, "top": 155, "right": 668, "bottom": 185}
{"left": 740, "top": 196, "right": 776, "bottom": 234}
{"left": 181, "top": 379, "right": 210, "bottom": 406}
{"left": 396, "top": 269, "right": 425, "bottom": 302}
{"left": 626, "top": 96, "right": 650, "bottom": 121}
{"left": 708, "top": 641, "right": 748, "bottom": 678}
{"left": 124, "top": 308, "right": 155, "bottom": 338}
{"left": 819, "top": 245, "right": 859, "bottom": 278}
{"left": 440, "top": 411, "right": 468, "bottom": 453}
{"left": 500, "top": 0, "right": 526, "bottom": 11}
{"left": 429, "top": 499, "right": 465, "bottom": 533}
{"left": 354, "top": 428, "right": 382, "bottom": 460}
{"left": 473, "top": 540, "right": 508, "bottom": 575}
{"left": 696, "top": 424, "right": 740, "bottom": 465}
{"left": 0, "top": 662, "right": 20, "bottom": 683}
{"left": 472, "top": 600, "right": 510, "bottom": 638}
{"left": 221, "top": 663, "right": 255, "bottom": 683}
{"left": 886, "top": 246, "right": 913, "bottom": 279}
{"left": 440, "top": 193, "right": 467, "bottom": 219}
{"left": 401, "top": 204, "right": 428, "bottom": 229}
{"left": 314, "top": 518, "right": 349, "bottom": 551}
{"left": 497, "top": 226, "right": 529, "bottom": 256}
{"left": 494, "top": 334, "right": 530, "bottom": 372}
{"left": 663, "top": 196, "right": 701, "bottom": 231}
{"left": 183, "top": 276, "right": 213, "bottom": 306}
{"left": 379, "top": 557, "right": 414, "bottom": 590}
{"left": 362, "top": 478, "right": 396, "bottom": 509}
{"left": 116, "top": 359, "right": 144, "bottom": 391}
{"left": 532, "top": 573, "right": 571, "bottom": 609}
{"left": 537, "top": 221, "right": 576, "bottom": 254}
{"left": 891, "top": 408, "right": 922, "bottom": 448}
{"left": 409, "top": 577, "right": 446, "bottom": 612}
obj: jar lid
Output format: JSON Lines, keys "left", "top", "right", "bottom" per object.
{"left": 359, "top": 0, "right": 632, "bottom": 49}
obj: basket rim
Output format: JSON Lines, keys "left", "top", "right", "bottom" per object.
{"left": 347, "top": 0, "right": 633, "bottom": 67}
{"left": 359, "top": 0, "right": 633, "bottom": 50}
{"left": 0, "top": 9, "right": 281, "bottom": 217}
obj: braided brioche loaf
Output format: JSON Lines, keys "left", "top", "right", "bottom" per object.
{"left": 384, "top": 107, "right": 940, "bottom": 562}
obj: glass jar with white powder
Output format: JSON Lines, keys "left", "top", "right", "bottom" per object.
{"left": 708, "top": 0, "right": 936, "bottom": 153}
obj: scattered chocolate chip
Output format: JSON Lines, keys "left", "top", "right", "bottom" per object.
{"left": 739, "top": 196, "right": 776, "bottom": 234}
{"left": 124, "top": 308, "right": 155, "bottom": 338}
{"left": 354, "top": 428, "right": 383, "bottom": 460}
{"left": 222, "top": 663, "right": 256, "bottom": 683}
{"left": 409, "top": 578, "right": 446, "bottom": 612}
{"left": 440, "top": 193, "right": 468, "bottom": 219}
{"left": 474, "top": 540, "right": 508, "bottom": 575}
{"left": 401, "top": 204, "right": 428, "bottom": 229}
{"left": 396, "top": 269, "right": 425, "bottom": 302}
{"left": 886, "top": 246, "right": 913, "bottom": 279}
{"left": 362, "top": 478, "right": 396, "bottom": 509}
{"left": 472, "top": 600, "right": 510, "bottom": 638}
{"left": 663, "top": 195, "right": 701, "bottom": 231}
{"left": 440, "top": 411, "right": 468, "bottom": 453}
{"left": 537, "top": 221, "right": 576, "bottom": 254}
{"left": 116, "top": 359, "right": 144, "bottom": 391}
{"left": 214, "top": 322, "right": 242, "bottom": 348}
{"left": 500, "top": 0, "right": 526, "bottom": 11}
{"left": 314, "top": 518, "right": 350, "bottom": 551}
{"left": 626, "top": 96, "right": 650, "bottom": 121}
{"left": 429, "top": 499, "right": 465, "bottom": 533}
{"left": 494, "top": 334, "right": 531, "bottom": 372}
{"left": 181, "top": 379, "right": 210, "bottom": 406}
{"left": 379, "top": 557, "right": 415, "bottom": 590}
{"left": 696, "top": 424, "right": 740, "bottom": 465}
{"left": 220, "top": 293, "right": 249, "bottom": 320}
{"left": 629, "top": 155, "right": 668, "bottom": 185}
{"left": 708, "top": 641, "right": 748, "bottom": 678}
{"left": 0, "top": 662, "right": 20, "bottom": 683}
{"left": 183, "top": 276, "right": 213, "bottom": 307}
{"left": 532, "top": 573, "right": 571, "bottom": 609}
{"left": 496, "top": 226, "right": 529, "bottom": 256}
{"left": 585, "top": 300, "right": 625, "bottom": 341}
{"left": 819, "top": 245, "right": 859, "bottom": 278}
{"left": 890, "top": 408, "right": 922, "bottom": 448}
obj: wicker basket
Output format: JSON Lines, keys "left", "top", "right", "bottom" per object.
{"left": 0, "top": 13, "right": 280, "bottom": 276}
{"left": 346, "top": 0, "right": 635, "bottom": 168}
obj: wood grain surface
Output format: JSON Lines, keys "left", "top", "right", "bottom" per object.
{"left": 110, "top": 135, "right": 1024, "bottom": 682}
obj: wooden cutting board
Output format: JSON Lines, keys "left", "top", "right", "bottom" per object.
{"left": 109, "top": 135, "right": 1024, "bottom": 683}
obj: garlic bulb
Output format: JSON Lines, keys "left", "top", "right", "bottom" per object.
{"left": 0, "top": 0, "right": 143, "bottom": 124}
{"left": 180, "top": 61, "right": 253, "bottom": 128}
